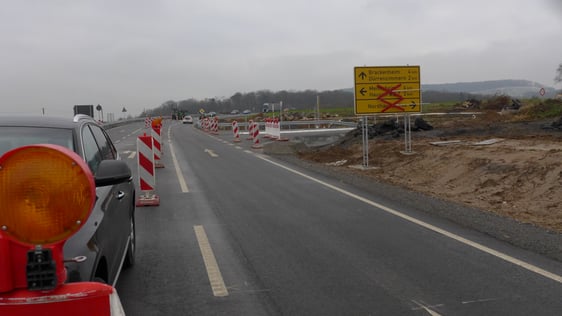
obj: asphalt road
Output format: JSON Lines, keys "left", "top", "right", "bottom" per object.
{"left": 108, "top": 120, "right": 562, "bottom": 315}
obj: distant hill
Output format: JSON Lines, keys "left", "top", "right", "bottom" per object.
{"left": 421, "top": 80, "right": 557, "bottom": 98}
{"left": 343, "top": 79, "right": 559, "bottom": 103}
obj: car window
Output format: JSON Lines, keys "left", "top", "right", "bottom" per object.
{"left": 89, "top": 125, "right": 116, "bottom": 160}
{"left": 0, "top": 127, "right": 74, "bottom": 156}
{"left": 81, "top": 125, "right": 103, "bottom": 174}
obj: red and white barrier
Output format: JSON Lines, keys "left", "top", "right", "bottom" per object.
{"left": 269, "top": 118, "right": 279, "bottom": 139}
{"left": 144, "top": 117, "right": 152, "bottom": 129}
{"left": 251, "top": 121, "right": 262, "bottom": 149}
{"left": 232, "top": 121, "right": 241, "bottom": 142}
{"left": 247, "top": 120, "right": 254, "bottom": 140}
{"left": 263, "top": 118, "right": 272, "bottom": 138}
{"left": 203, "top": 118, "right": 210, "bottom": 132}
{"left": 136, "top": 133, "right": 160, "bottom": 206}
{"left": 211, "top": 117, "right": 219, "bottom": 135}
{"left": 151, "top": 125, "right": 164, "bottom": 168}
{"left": 274, "top": 118, "right": 289, "bottom": 141}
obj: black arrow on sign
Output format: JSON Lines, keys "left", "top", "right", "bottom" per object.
{"left": 410, "top": 101, "right": 416, "bottom": 109}
{"left": 360, "top": 88, "right": 367, "bottom": 96}
{"left": 359, "top": 72, "right": 367, "bottom": 80}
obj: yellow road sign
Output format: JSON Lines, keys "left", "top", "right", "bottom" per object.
{"left": 355, "top": 100, "right": 421, "bottom": 113}
{"left": 354, "top": 66, "right": 421, "bottom": 115}
{"left": 355, "top": 83, "right": 421, "bottom": 100}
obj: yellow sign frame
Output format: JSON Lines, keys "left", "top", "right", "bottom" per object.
{"left": 354, "top": 66, "right": 421, "bottom": 115}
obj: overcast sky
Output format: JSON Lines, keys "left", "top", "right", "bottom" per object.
{"left": 1, "top": 0, "right": 561, "bottom": 117}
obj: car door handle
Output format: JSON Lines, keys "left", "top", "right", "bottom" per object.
{"left": 116, "top": 191, "right": 126, "bottom": 200}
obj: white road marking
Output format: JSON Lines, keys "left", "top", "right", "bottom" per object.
{"left": 128, "top": 151, "right": 136, "bottom": 159}
{"left": 194, "top": 225, "right": 229, "bottom": 297}
{"left": 411, "top": 300, "right": 443, "bottom": 316}
{"left": 254, "top": 154, "right": 562, "bottom": 285}
{"left": 204, "top": 149, "right": 219, "bottom": 157}
{"left": 462, "top": 298, "right": 500, "bottom": 305}
{"left": 166, "top": 124, "right": 189, "bottom": 192}
{"left": 168, "top": 141, "right": 189, "bottom": 193}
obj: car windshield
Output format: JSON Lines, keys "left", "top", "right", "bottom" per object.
{"left": 0, "top": 127, "right": 74, "bottom": 155}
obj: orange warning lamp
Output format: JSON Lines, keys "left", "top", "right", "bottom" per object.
{"left": 0, "top": 144, "right": 95, "bottom": 293}
{"left": 0, "top": 144, "right": 95, "bottom": 245}
{"left": 151, "top": 116, "right": 163, "bottom": 128}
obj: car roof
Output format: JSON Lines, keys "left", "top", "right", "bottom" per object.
{"left": 0, "top": 114, "right": 98, "bottom": 129}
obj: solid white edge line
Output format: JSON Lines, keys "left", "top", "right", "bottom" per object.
{"left": 194, "top": 225, "right": 229, "bottom": 297}
{"left": 254, "top": 154, "right": 562, "bottom": 284}
{"left": 167, "top": 128, "right": 189, "bottom": 192}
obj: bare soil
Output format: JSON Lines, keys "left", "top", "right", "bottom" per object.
{"left": 297, "top": 111, "right": 562, "bottom": 233}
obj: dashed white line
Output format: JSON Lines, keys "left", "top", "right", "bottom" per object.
{"left": 194, "top": 225, "right": 229, "bottom": 297}
{"left": 204, "top": 149, "right": 219, "bottom": 157}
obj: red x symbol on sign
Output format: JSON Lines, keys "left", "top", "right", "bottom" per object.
{"left": 376, "top": 84, "right": 404, "bottom": 112}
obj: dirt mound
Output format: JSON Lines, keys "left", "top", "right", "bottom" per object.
{"left": 298, "top": 113, "right": 562, "bottom": 233}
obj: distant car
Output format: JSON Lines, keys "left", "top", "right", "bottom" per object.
{"left": 205, "top": 112, "right": 217, "bottom": 117}
{"left": 242, "top": 109, "right": 251, "bottom": 114}
{"left": 0, "top": 114, "right": 136, "bottom": 286}
{"left": 182, "top": 115, "right": 193, "bottom": 124}
{"left": 230, "top": 109, "right": 240, "bottom": 114}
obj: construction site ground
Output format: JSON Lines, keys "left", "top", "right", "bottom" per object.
{"left": 297, "top": 112, "right": 562, "bottom": 232}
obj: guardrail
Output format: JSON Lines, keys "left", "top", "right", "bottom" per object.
{"left": 108, "top": 111, "right": 482, "bottom": 131}
{"left": 212, "top": 112, "right": 482, "bottom": 131}
{"left": 215, "top": 120, "right": 357, "bottom": 130}
{"left": 103, "top": 118, "right": 146, "bottom": 129}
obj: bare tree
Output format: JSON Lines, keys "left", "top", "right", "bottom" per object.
{"left": 556, "top": 63, "right": 562, "bottom": 83}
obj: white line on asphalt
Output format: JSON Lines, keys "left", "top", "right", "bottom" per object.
{"left": 194, "top": 225, "right": 229, "bottom": 297}
{"left": 167, "top": 124, "right": 189, "bottom": 192}
{"left": 254, "top": 154, "right": 562, "bottom": 285}
{"left": 204, "top": 149, "right": 219, "bottom": 157}
{"left": 411, "top": 300, "right": 443, "bottom": 316}
{"left": 128, "top": 151, "right": 136, "bottom": 159}
{"left": 461, "top": 297, "right": 499, "bottom": 305}
{"left": 168, "top": 141, "right": 189, "bottom": 193}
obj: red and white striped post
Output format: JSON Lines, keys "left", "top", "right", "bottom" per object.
{"left": 136, "top": 133, "right": 160, "bottom": 206}
{"left": 276, "top": 116, "right": 289, "bottom": 141}
{"left": 263, "top": 118, "right": 272, "bottom": 138}
{"left": 151, "top": 124, "right": 164, "bottom": 168}
{"left": 251, "top": 121, "right": 262, "bottom": 149}
{"left": 232, "top": 121, "right": 241, "bottom": 142}
{"left": 203, "top": 118, "right": 210, "bottom": 132}
{"left": 211, "top": 117, "right": 219, "bottom": 135}
{"left": 247, "top": 120, "right": 254, "bottom": 140}
{"left": 144, "top": 117, "right": 152, "bottom": 129}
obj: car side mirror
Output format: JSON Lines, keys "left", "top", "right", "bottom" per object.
{"left": 94, "top": 160, "right": 132, "bottom": 187}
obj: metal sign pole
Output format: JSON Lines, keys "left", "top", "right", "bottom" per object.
{"left": 403, "top": 114, "right": 413, "bottom": 154}
{"left": 362, "top": 116, "right": 369, "bottom": 168}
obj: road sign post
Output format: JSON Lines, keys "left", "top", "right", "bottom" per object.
{"left": 354, "top": 65, "right": 421, "bottom": 159}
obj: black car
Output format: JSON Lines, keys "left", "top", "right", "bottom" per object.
{"left": 0, "top": 114, "right": 136, "bottom": 286}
